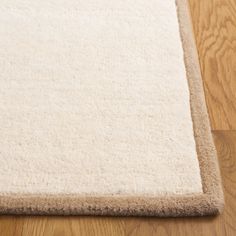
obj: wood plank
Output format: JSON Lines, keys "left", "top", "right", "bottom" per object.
{"left": 189, "top": 0, "right": 236, "bottom": 130}
{"left": 0, "top": 216, "right": 125, "bottom": 236}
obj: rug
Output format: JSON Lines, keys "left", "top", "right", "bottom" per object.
{"left": 0, "top": 0, "right": 224, "bottom": 216}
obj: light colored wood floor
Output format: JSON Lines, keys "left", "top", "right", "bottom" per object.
{"left": 0, "top": 0, "right": 236, "bottom": 235}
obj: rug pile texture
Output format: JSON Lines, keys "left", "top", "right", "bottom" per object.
{"left": 0, "top": 0, "right": 223, "bottom": 216}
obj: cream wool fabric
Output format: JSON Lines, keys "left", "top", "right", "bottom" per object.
{"left": 0, "top": 1, "right": 203, "bottom": 199}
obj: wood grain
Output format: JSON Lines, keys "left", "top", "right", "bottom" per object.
{"left": 189, "top": 0, "right": 236, "bottom": 130}
{"left": 0, "top": 0, "right": 236, "bottom": 235}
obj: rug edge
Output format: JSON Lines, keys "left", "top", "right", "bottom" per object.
{"left": 0, "top": 0, "right": 224, "bottom": 216}
{"left": 175, "top": 0, "right": 224, "bottom": 215}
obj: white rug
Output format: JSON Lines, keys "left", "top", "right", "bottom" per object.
{"left": 0, "top": 0, "right": 223, "bottom": 216}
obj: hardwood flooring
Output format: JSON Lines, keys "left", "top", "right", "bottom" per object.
{"left": 0, "top": 0, "right": 235, "bottom": 235}
{"left": 189, "top": 0, "right": 236, "bottom": 130}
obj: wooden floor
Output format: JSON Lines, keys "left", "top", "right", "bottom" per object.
{"left": 1, "top": 0, "right": 236, "bottom": 235}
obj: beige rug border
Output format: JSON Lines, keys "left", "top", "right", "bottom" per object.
{"left": 0, "top": 0, "right": 224, "bottom": 216}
